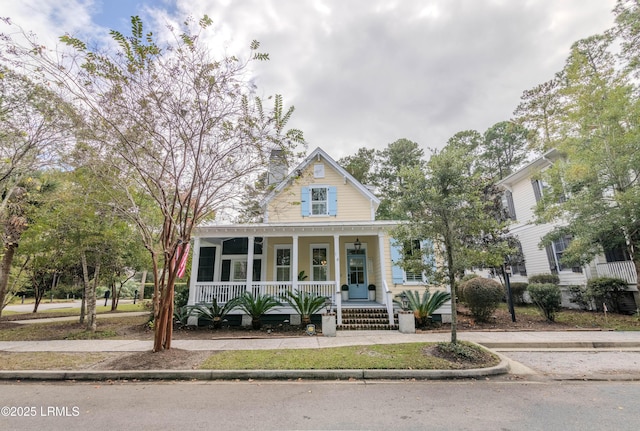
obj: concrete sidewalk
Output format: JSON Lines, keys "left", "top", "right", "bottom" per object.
{"left": 2, "top": 330, "right": 640, "bottom": 352}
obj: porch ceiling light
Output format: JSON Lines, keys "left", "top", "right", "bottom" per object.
{"left": 354, "top": 237, "right": 362, "bottom": 251}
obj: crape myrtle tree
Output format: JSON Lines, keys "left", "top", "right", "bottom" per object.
{"left": 1, "top": 16, "right": 303, "bottom": 350}
{"left": 517, "top": 1, "right": 640, "bottom": 287}
{"left": 393, "top": 143, "right": 512, "bottom": 343}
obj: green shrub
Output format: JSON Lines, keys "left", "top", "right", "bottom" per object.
{"left": 527, "top": 283, "right": 562, "bottom": 321}
{"left": 585, "top": 277, "right": 628, "bottom": 313}
{"left": 460, "top": 277, "right": 504, "bottom": 322}
{"left": 190, "top": 297, "right": 241, "bottom": 328}
{"left": 456, "top": 274, "right": 479, "bottom": 304}
{"left": 508, "top": 282, "right": 528, "bottom": 305}
{"left": 528, "top": 273, "right": 560, "bottom": 285}
{"left": 282, "top": 291, "right": 327, "bottom": 325}
{"left": 567, "top": 285, "right": 590, "bottom": 310}
{"left": 174, "top": 284, "right": 190, "bottom": 309}
{"left": 235, "top": 293, "right": 282, "bottom": 329}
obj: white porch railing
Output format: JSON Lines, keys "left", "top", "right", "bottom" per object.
{"left": 595, "top": 261, "right": 637, "bottom": 286}
{"left": 193, "top": 281, "right": 336, "bottom": 304}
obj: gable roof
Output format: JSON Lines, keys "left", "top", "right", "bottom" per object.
{"left": 261, "top": 147, "right": 380, "bottom": 209}
{"left": 497, "top": 149, "right": 561, "bottom": 189}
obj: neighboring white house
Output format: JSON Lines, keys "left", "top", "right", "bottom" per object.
{"left": 187, "top": 147, "right": 449, "bottom": 327}
{"left": 497, "top": 149, "right": 638, "bottom": 310}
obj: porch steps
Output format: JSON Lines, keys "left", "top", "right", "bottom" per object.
{"left": 338, "top": 307, "right": 399, "bottom": 331}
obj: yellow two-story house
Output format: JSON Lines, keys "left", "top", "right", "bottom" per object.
{"left": 187, "top": 147, "right": 448, "bottom": 327}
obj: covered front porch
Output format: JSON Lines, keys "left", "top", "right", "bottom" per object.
{"left": 187, "top": 221, "right": 400, "bottom": 325}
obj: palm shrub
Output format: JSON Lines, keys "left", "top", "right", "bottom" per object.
{"left": 190, "top": 297, "right": 241, "bottom": 329}
{"left": 460, "top": 277, "right": 504, "bottom": 322}
{"left": 528, "top": 273, "right": 560, "bottom": 285}
{"left": 527, "top": 283, "right": 562, "bottom": 321}
{"left": 585, "top": 277, "right": 628, "bottom": 313}
{"left": 173, "top": 305, "right": 190, "bottom": 329}
{"left": 394, "top": 289, "right": 451, "bottom": 327}
{"left": 236, "top": 293, "right": 282, "bottom": 329}
{"left": 282, "top": 291, "right": 327, "bottom": 325}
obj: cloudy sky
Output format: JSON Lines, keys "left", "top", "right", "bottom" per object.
{"left": 4, "top": 0, "right": 618, "bottom": 159}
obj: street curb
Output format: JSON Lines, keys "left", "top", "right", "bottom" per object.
{"left": 479, "top": 342, "right": 640, "bottom": 349}
{"left": 0, "top": 358, "right": 510, "bottom": 381}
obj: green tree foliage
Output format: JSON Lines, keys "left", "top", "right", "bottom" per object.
{"left": 519, "top": 4, "right": 640, "bottom": 288}
{"left": 393, "top": 143, "right": 512, "bottom": 343}
{"left": 479, "top": 121, "right": 530, "bottom": 181}
{"left": 374, "top": 138, "right": 425, "bottom": 220}
{"left": 338, "top": 147, "right": 376, "bottom": 185}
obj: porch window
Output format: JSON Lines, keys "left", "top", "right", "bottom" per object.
{"left": 197, "top": 246, "right": 216, "bottom": 282}
{"left": 312, "top": 245, "right": 329, "bottom": 281}
{"left": 275, "top": 246, "right": 292, "bottom": 281}
{"left": 232, "top": 260, "right": 247, "bottom": 281}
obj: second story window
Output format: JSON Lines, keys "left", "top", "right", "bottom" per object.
{"left": 301, "top": 186, "right": 337, "bottom": 217}
{"left": 311, "top": 187, "right": 328, "bottom": 215}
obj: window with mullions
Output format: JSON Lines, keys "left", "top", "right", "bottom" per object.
{"left": 311, "top": 187, "right": 328, "bottom": 215}
{"left": 545, "top": 236, "right": 581, "bottom": 273}
{"left": 275, "top": 246, "right": 292, "bottom": 281}
{"left": 312, "top": 246, "right": 328, "bottom": 281}
{"left": 403, "top": 240, "right": 423, "bottom": 282}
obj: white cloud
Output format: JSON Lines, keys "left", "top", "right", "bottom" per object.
{"left": 2, "top": 0, "right": 618, "bottom": 159}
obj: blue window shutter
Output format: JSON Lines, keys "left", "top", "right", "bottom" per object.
{"left": 301, "top": 186, "right": 310, "bottom": 216}
{"left": 328, "top": 186, "right": 337, "bottom": 216}
{"left": 390, "top": 239, "right": 404, "bottom": 284}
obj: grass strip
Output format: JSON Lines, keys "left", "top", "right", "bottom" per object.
{"left": 200, "top": 342, "right": 498, "bottom": 370}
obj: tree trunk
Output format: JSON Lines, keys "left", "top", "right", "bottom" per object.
{"left": 443, "top": 217, "right": 458, "bottom": 344}
{"left": 139, "top": 270, "right": 147, "bottom": 302}
{"left": 81, "top": 251, "right": 99, "bottom": 332}
{"left": 0, "top": 243, "right": 17, "bottom": 319}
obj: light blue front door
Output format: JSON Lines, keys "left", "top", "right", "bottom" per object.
{"left": 347, "top": 252, "right": 367, "bottom": 299}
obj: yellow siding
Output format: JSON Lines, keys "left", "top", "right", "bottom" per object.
{"left": 266, "top": 159, "right": 374, "bottom": 223}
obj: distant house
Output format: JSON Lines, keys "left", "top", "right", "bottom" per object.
{"left": 497, "top": 149, "right": 638, "bottom": 311}
{"left": 187, "top": 147, "right": 449, "bottom": 328}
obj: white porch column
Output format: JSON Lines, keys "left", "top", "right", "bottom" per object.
{"left": 187, "top": 237, "right": 201, "bottom": 306}
{"left": 334, "top": 234, "right": 342, "bottom": 325}
{"left": 377, "top": 232, "right": 388, "bottom": 302}
{"left": 379, "top": 232, "right": 394, "bottom": 326}
{"left": 246, "top": 236, "right": 255, "bottom": 294}
{"left": 292, "top": 234, "right": 299, "bottom": 293}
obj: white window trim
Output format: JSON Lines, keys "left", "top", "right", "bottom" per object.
{"left": 274, "top": 245, "right": 292, "bottom": 282}
{"left": 310, "top": 185, "right": 329, "bottom": 216}
{"left": 310, "top": 243, "right": 330, "bottom": 281}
